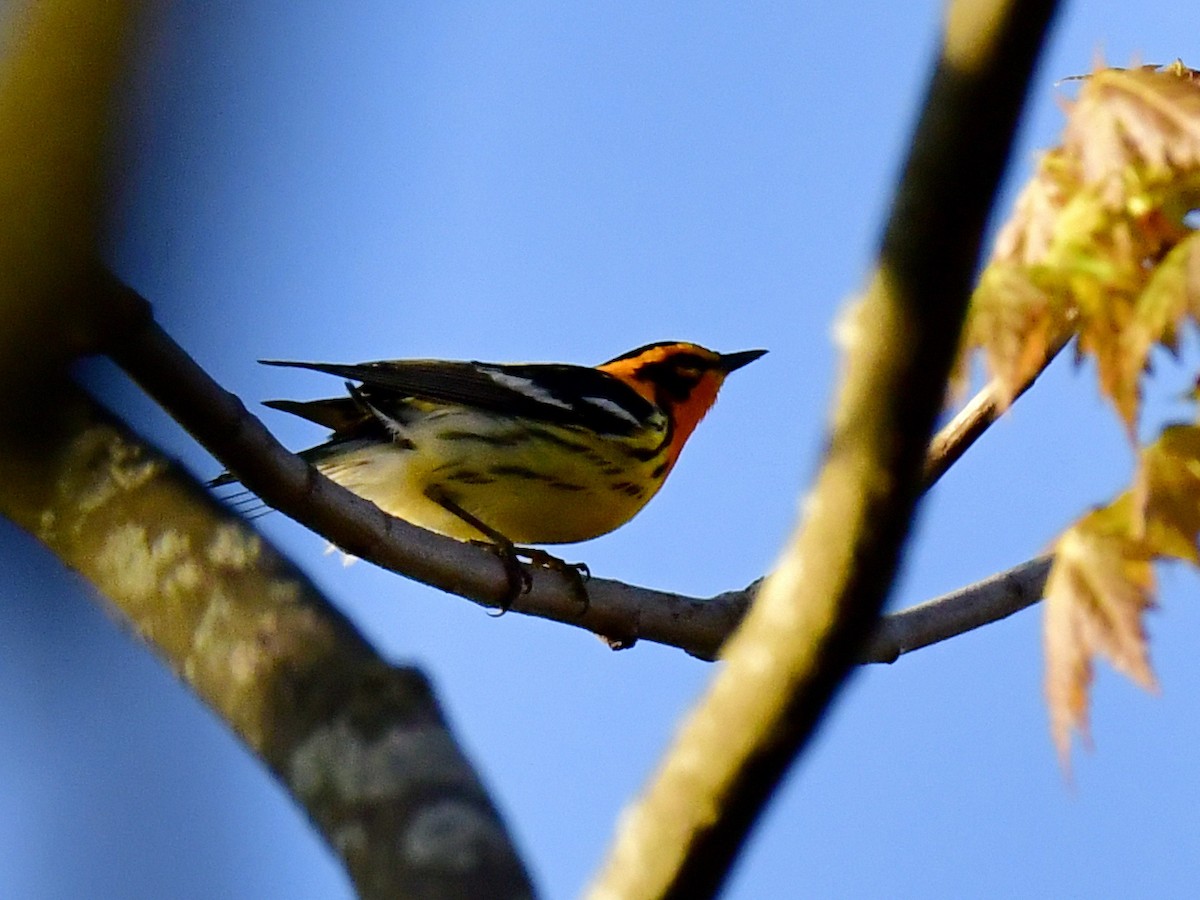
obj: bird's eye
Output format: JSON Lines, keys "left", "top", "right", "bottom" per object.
{"left": 675, "top": 365, "right": 702, "bottom": 380}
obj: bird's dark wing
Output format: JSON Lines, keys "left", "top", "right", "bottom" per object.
{"left": 259, "top": 358, "right": 659, "bottom": 435}
{"left": 261, "top": 396, "right": 369, "bottom": 432}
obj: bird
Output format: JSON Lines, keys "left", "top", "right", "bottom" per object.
{"left": 213, "top": 341, "right": 766, "bottom": 609}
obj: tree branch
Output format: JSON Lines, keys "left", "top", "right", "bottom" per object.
{"left": 0, "top": 5, "right": 533, "bottom": 889}
{"left": 863, "top": 554, "right": 1051, "bottom": 663}
{"left": 0, "top": 379, "right": 534, "bottom": 900}
{"left": 588, "top": 1, "right": 1061, "bottom": 897}
{"left": 923, "top": 335, "right": 1068, "bottom": 488}
{"left": 102, "top": 270, "right": 1054, "bottom": 660}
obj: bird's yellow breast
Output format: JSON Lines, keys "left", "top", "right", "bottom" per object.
{"left": 314, "top": 407, "right": 670, "bottom": 545}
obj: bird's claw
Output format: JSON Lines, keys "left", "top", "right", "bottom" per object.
{"left": 476, "top": 542, "right": 591, "bottom": 616}
{"left": 519, "top": 547, "right": 591, "bottom": 614}
{"left": 473, "top": 540, "right": 531, "bottom": 615}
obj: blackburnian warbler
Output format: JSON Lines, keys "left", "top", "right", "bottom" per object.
{"left": 216, "top": 341, "right": 765, "bottom": 607}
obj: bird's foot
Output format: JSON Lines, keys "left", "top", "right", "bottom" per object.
{"left": 474, "top": 541, "right": 591, "bottom": 615}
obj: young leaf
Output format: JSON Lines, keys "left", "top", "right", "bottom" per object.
{"left": 962, "top": 263, "right": 1070, "bottom": 405}
{"left": 1064, "top": 62, "right": 1200, "bottom": 186}
{"left": 1126, "top": 230, "right": 1200, "bottom": 369}
{"left": 1044, "top": 500, "right": 1158, "bottom": 764}
{"left": 948, "top": 63, "right": 1200, "bottom": 766}
{"left": 1133, "top": 423, "right": 1200, "bottom": 563}
{"left": 957, "top": 63, "right": 1200, "bottom": 431}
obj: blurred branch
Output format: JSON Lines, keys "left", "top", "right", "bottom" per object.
{"left": 0, "top": 380, "right": 534, "bottom": 900}
{"left": 588, "top": 0, "right": 1061, "bottom": 896}
{"left": 0, "top": 4, "right": 531, "bottom": 897}
{"left": 0, "top": 0, "right": 132, "bottom": 399}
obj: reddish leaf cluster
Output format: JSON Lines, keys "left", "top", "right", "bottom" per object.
{"left": 956, "top": 62, "right": 1200, "bottom": 763}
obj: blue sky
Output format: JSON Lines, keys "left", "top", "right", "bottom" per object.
{"left": 4, "top": 3, "right": 1200, "bottom": 897}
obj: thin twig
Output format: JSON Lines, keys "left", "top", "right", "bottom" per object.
{"left": 924, "top": 334, "right": 1071, "bottom": 488}
{"left": 863, "top": 555, "right": 1052, "bottom": 663}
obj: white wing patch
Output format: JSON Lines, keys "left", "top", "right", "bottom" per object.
{"left": 480, "top": 367, "right": 573, "bottom": 410}
{"left": 580, "top": 396, "right": 642, "bottom": 426}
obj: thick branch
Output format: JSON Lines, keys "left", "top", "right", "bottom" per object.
{"left": 588, "top": 1, "right": 1061, "bottom": 898}
{"left": 0, "top": 381, "right": 533, "bottom": 900}
{"left": 0, "top": 5, "right": 531, "bottom": 896}
{"left": 0, "top": 4, "right": 534, "bottom": 895}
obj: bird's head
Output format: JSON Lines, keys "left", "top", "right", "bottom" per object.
{"left": 598, "top": 341, "right": 766, "bottom": 465}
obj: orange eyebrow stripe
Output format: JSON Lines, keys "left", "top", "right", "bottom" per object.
{"left": 596, "top": 342, "right": 720, "bottom": 403}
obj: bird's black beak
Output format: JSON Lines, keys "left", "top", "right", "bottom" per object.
{"left": 717, "top": 348, "right": 768, "bottom": 373}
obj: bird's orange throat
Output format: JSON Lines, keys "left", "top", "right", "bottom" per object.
{"left": 664, "top": 372, "right": 725, "bottom": 469}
